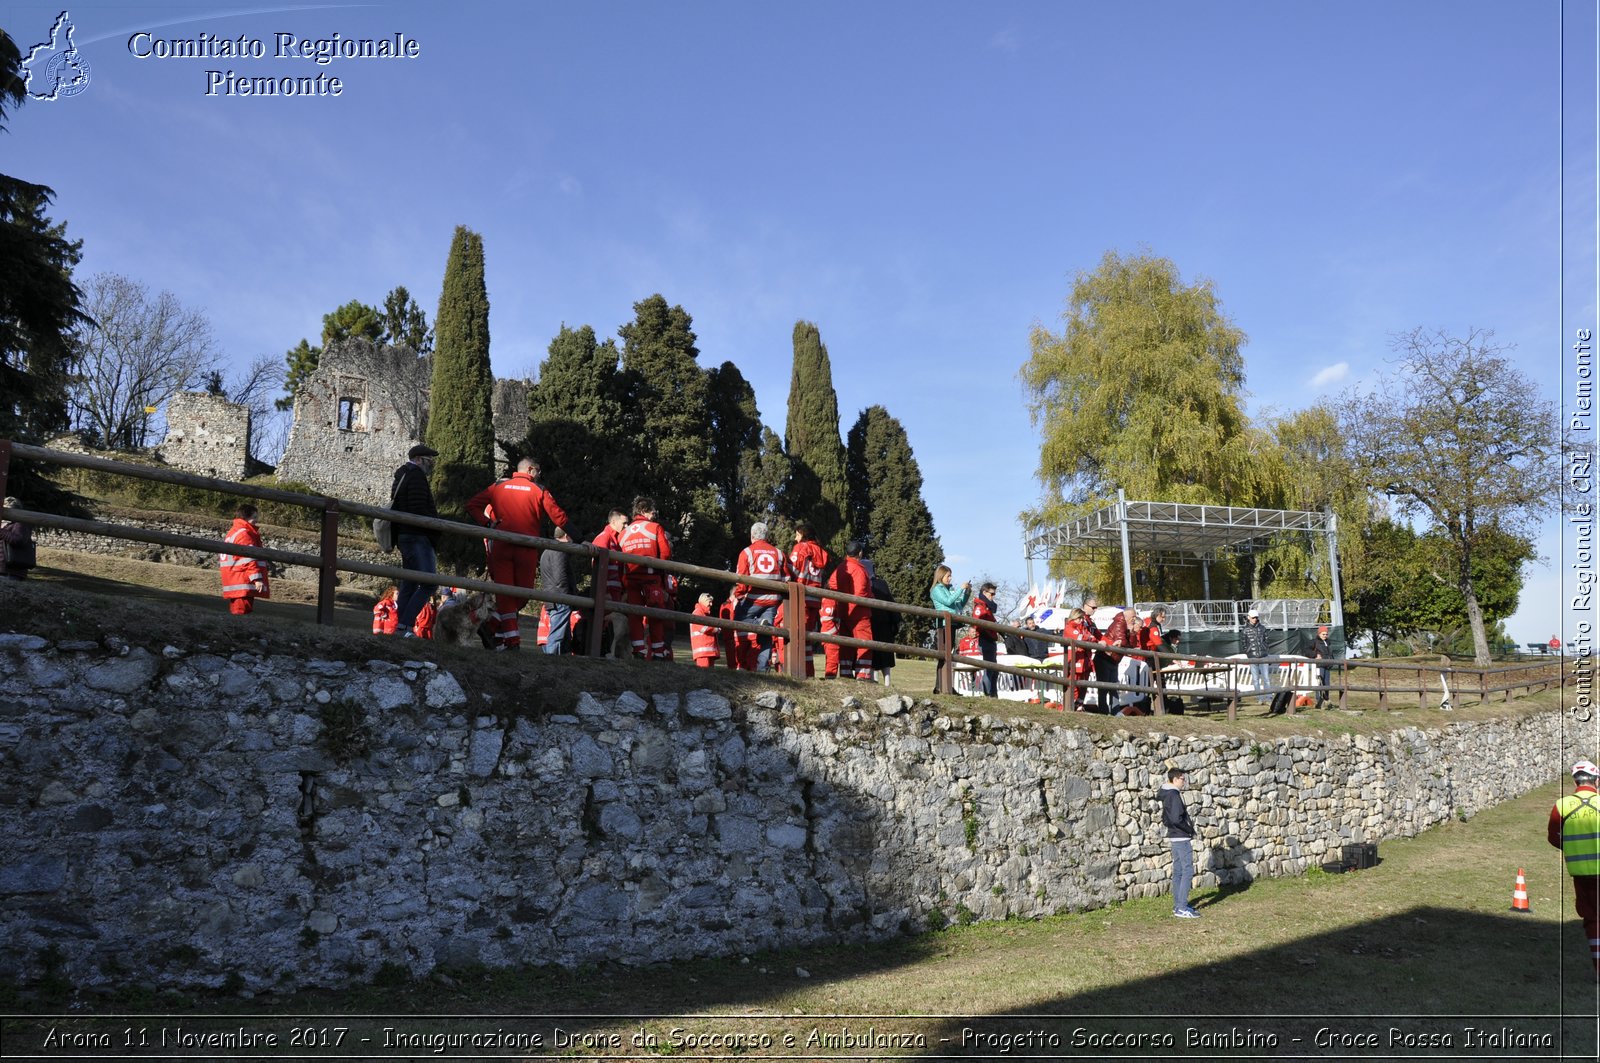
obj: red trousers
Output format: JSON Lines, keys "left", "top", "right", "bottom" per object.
{"left": 1573, "top": 874, "right": 1600, "bottom": 973}
{"left": 842, "top": 604, "right": 874, "bottom": 681}
{"left": 624, "top": 578, "right": 669, "bottom": 659}
{"left": 227, "top": 597, "right": 254, "bottom": 615}
{"left": 821, "top": 614, "right": 850, "bottom": 678}
{"left": 486, "top": 544, "right": 536, "bottom": 648}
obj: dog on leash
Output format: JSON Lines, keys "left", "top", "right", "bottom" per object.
{"left": 434, "top": 590, "right": 494, "bottom": 648}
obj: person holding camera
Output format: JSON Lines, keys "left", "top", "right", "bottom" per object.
{"left": 929, "top": 564, "right": 971, "bottom": 694}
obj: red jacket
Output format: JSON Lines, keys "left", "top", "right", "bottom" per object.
{"left": 372, "top": 597, "right": 398, "bottom": 635}
{"left": 971, "top": 592, "right": 997, "bottom": 645}
{"left": 466, "top": 472, "right": 568, "bottom": 542}
{"left": 690, "top": 602, "right": 720, "bottom": 660}
{"left": 1138, "top": 619, "right": 1164, "bottom": 654}
{"left": 736, "top": 540, "right": 791, "bottom": 606}
{"left": 1103, "top": 612, "right": 1136, "bottom": 661}
{"left": 836, "top": 557, "right": 871, "bottom": 600}
{"left": 592, "top": 524, "right": 625, "bottom": 595}
{"left": 413, "top": 601, "right": 436, "bottom": 639}
{"left": 220, "top": 519, "right": 269, "bottom": 601}
{"left": 1062, "top": 618, "right": 1092, "bottom": 678}
{"left": 789, "top": 540, "right": 830, "bottom": 587}
{"left": 619, "top": 515, "right": 671, "bottom": 582}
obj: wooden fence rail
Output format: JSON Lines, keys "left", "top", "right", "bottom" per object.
{"left": 0, "top": 440, "right": 1570, "bottom": 714}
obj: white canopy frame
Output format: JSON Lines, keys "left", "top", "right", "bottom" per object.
{"left": 1023, "top": 489, "right": 1346, "bottom": 633}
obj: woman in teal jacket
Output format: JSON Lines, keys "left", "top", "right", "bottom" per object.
{"left": 929, "top": 564, "right": 971, "bottom": 693}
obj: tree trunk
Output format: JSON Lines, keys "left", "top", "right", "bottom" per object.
{"left": 1460, "top": 570, "right": 1492, "bottom": 666}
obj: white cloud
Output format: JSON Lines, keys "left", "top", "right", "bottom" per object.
{"left": 558, "top": 175, "right": 582, "bottom": 196}
{"left": 1309, "top": 361, "right": 1350, "bottom": 388}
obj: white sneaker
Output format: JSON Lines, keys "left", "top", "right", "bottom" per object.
{"left": 1174, "top": 907, "right": 1200, "bottom": 919}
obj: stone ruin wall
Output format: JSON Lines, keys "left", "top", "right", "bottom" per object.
{"left": 155, "top": 392, "right": 251, "bottom": 481}
{"left": 275, "top": 339, "right": 432, "bottom": 503}
{"left": 274, "top": 340, "right": 531, "bottom": 504}
{"left": 0, "top": 629, "right": 1586, "bottom": 995}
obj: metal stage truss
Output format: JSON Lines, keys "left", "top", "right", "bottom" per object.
{"left": 1025, "top": 498, "right": 1333, "bottom": 567}
{"left": 1023, "top": 491, "right": 1346, "bottom": 634}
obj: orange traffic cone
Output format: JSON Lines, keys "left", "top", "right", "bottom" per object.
{"left": 1510, "top": 868, "right": 1531, "bottom": 913}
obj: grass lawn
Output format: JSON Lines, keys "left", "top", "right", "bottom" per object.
{"left": 3, "top": 544, "right": 1595, "bottom": 1059}
{"left": 5, "top": 785, "right": 1594, "bottom": 1058}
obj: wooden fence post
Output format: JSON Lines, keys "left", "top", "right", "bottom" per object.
{"left": 1152, "top": 651, "right": 1166, "bottom": 716}
{"left": 587, "top": 555, "right": 609, "bottom": 658}
{"left": 786, "top": 581, "right": 808, "bottom": 679}
{"left": 1378, "top": 665, "right": 1388, "bottom": 712}
{"left": 317, "top": 498, "right": 340, "bottom": 626}
{"left": 937, "top": 621, "right": 954, "bottom": 694}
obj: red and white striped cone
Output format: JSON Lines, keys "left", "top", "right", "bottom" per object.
{"left": 1509, "top": 868, "right": 1531, "bottom": 913}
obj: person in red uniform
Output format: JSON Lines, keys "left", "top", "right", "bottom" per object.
{"left": 219, "top": 504, "right": 270, "bottom": 615}
{"left": 619, "top": 497, "right": 672, "bottom": 660}
{"left": 412, "top": 592, "right": 439, "bottom": 639}
{"left": 690, "top": 592, "right": 720, "bottom": 668}
{"left": 465, "top": 458, "right": 569, "bottom": 651}
{"left": 719, "top": 591, "right": 741, "bottom": 669}
{"left": 372, "top": 586, "right": 399, "bottom": 635}
{"left": 971, "top": 581, "right": 999, "bottom": 697}
{"left": 734, "top": 521, "right": 792, "bottom": 672}
{"left": 1062, "top": 606, "right": 1095, "bottom": 710}
{"left": 591, "top": 510, "right": 630, "bottom": 659}
{"left": 819, "top": 568, "right": 848, "bottom": 679}
{"left": 788, "top": 520, "right": 830, "bottom": 678}
{"left": 836, "top": 540, "right": 875, "bottom": 681}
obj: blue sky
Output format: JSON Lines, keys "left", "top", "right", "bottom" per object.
{"left": 6, "top": 0, "right": 1593, "bottom": 646}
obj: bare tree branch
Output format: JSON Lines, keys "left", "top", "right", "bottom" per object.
{"left": 70, "top": 273, "right": 217, "bottom": 450}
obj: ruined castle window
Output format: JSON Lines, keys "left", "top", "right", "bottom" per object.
{"left": 337, "top": 398, "right": 361, "bottom": 432}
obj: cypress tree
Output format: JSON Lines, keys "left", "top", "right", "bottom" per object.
{"left": 425, "top": 225, "right": 495, "bottom": 522}
{"left": 618, "top": 294, "right": 722, "bottom": 565}
{"left": 846, "top": 405, "right": 942, "bottom": 641}
{"left": 706, "top": 360, "right": 763, "bottom": 539}
{"left": 785, "top": 321, "right": 849, "bottom": 550}
{"left": 524, "top": 324, "right": 638, "bottom": 541}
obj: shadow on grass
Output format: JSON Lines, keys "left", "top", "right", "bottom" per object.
{"left": 917, "top": 906, "right": 1597, "bottom": 1058}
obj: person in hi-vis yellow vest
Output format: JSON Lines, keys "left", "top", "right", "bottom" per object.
{"left": 1548, "top": 759, "right": 1600, "bottom": 975}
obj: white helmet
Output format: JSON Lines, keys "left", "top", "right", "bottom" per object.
{"left": 1573, "top": 759, "right": 1599, "bottom": 779}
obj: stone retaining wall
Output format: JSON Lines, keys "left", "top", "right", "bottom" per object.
{"left": 0, "top": 635, "right": 1583, "bottom": 994}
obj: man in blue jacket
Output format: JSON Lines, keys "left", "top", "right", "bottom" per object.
{"left": 1162, "top": 767, "right": 1200, "bottom": 918}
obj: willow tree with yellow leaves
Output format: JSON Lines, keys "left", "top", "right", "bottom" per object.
{"left": 1021, "top": 251, "right": 1269, "bottom": 599}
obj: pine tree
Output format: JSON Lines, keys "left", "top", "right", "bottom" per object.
{"left": 847, "top": 405, "right": 942, "bottom": 641}
{"left": 275, "top": 338, "right": 321, "bottom": 411}
{"left": 380, "top": 285, "right": 433, "bottom": 356}
{"left": 0, "top": 180, "right": 85, "bottom": 513}
{"left": 426, "top": 226, "right": 495, "bottom": 524}
{"left": 618, "top": 294, "right": 722, "bottom": 564}
{"left": 524, "top": 324, "right": 638, "bottom": 541}
{"left": 785, "top": 321, "right": 849, "bottom": 550}
{"left": 1, "top": 32, "right": 88, "bottom": 513}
